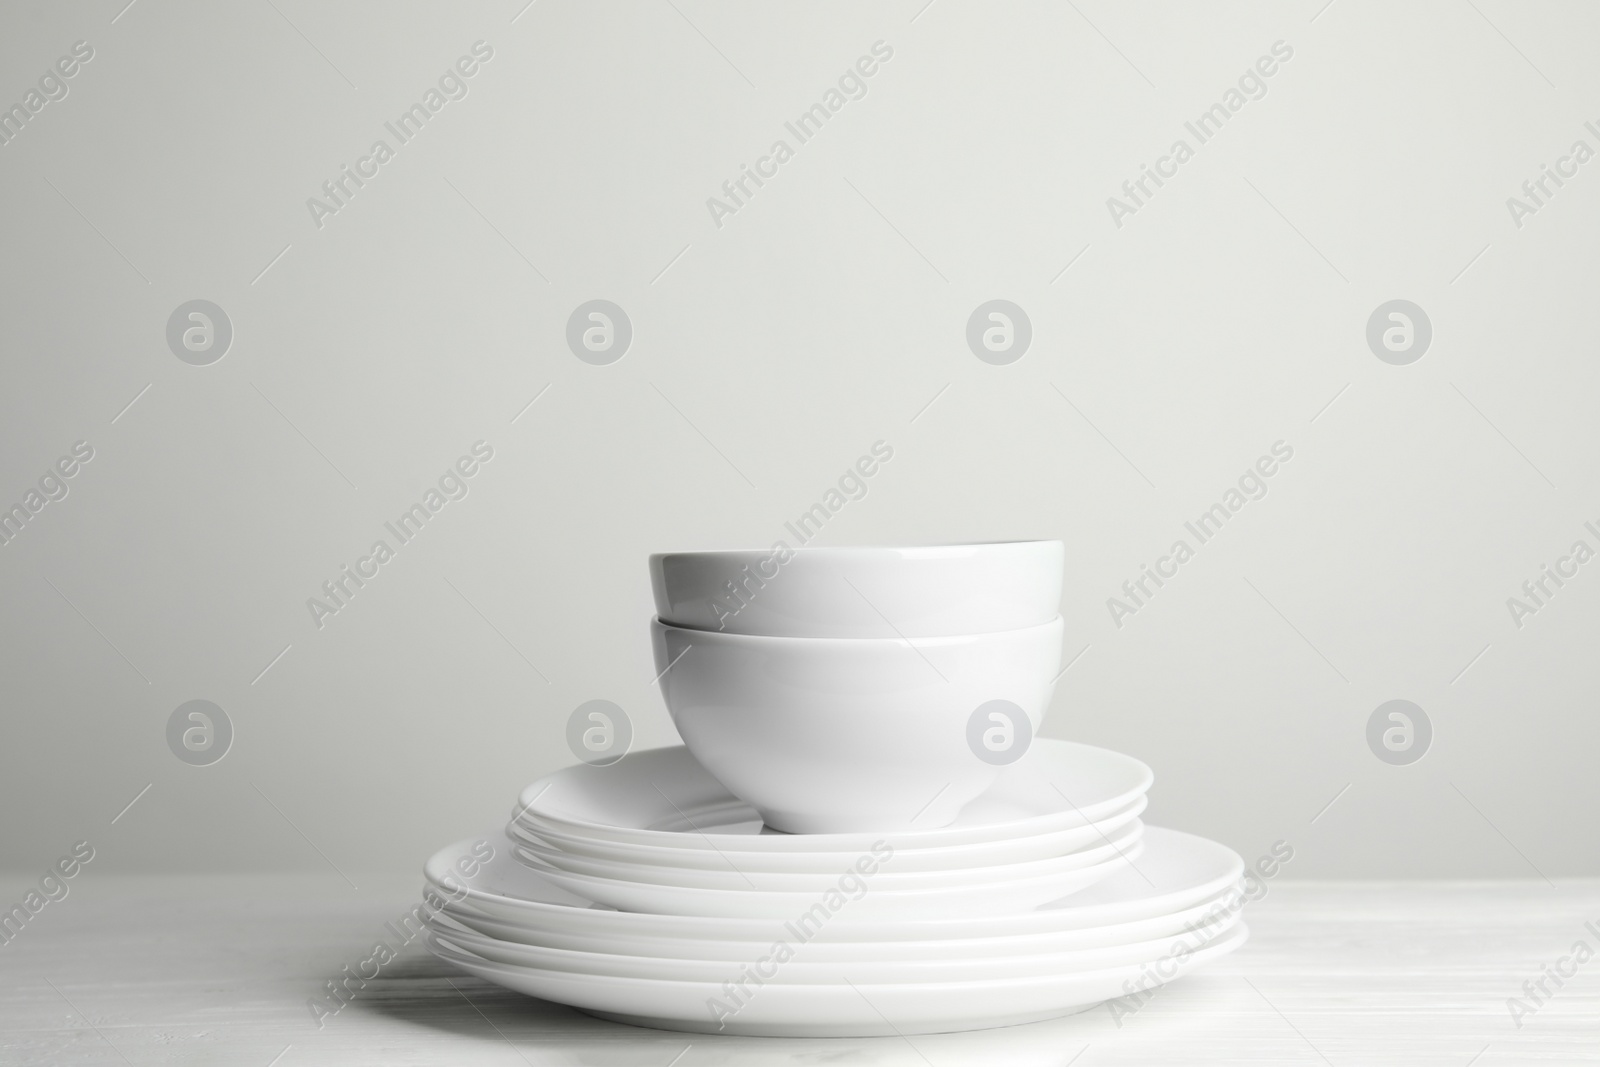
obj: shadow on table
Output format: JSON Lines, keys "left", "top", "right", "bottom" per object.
{"left": 349, "top": 954, "right": 1108, "bottom": 1066}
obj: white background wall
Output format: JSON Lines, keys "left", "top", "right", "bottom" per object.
{"left": 2, "top": 0, "right": 1596, "bottom": 880}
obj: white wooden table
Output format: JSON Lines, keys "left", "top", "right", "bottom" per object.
{"left": 2, "top": 875, "right": 1596, "bottom": 1065}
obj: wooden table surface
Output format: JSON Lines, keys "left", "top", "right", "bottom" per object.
{"left": 2, "top": 875, "right": 1597, "bottom": 1065}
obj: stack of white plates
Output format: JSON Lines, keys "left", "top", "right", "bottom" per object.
{"left": 424, "top": 739, "right": 1248, "bottom": 1036}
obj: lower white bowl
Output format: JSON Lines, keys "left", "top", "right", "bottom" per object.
{"left": 652, "top": 616, "right": 1064, "bottom": 833}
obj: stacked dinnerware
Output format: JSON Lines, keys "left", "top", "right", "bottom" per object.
{"left": 424, "top": 542, "right": 1247, "bottom": 1037}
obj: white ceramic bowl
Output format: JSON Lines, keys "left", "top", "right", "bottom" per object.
{"left": 652, "top": 616, "right": 1064, "bottom": 833}
{"left": 650, "top": 541, "right": 1063, "bottom": 637}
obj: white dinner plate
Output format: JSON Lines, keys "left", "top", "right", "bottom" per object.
{"left": 512, "top": 794, "right": 1148, "bottom": 873}
{"left": 433, "top": 879, "right": 1239, "bottom": 960}
{"left": 506, "top": 817, "right": 1144, "bottom": 892}
{"left": 425, "top": 920, "right": 1248, "bottom": 1037}
{"left": 423, "top": 825, "right": 1244, "bottom": 943}
{"left": 426, "top": 908, "right": 1241, "bottom": 984}
{"left": 512, "top": 740, "right": 1152, "bottom": 854}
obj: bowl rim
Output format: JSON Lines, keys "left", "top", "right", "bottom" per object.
{"left": 649, "top": 540, "right": 1063, "bottom": 566}
{"left": 652, "top": 613, "right": 1063, "bottom": 646}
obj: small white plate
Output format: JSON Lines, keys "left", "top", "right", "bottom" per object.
{"left": 513, "top": 739, "right": 1152, "bottom": 854}
{"left": 510, "top": 834, "right": 1143, "bottom": 918}
{"left": 510, "top": 794, "right": 1147, "bottom": 873}
{"left": 425, "top": 920, "right": 1248, "bottom": 1037}
{"left": 423, "top": 825, "right": 1243, "bottom": 944}
{"left": 507, "top": 817, "right": 1143, "bottom": 892}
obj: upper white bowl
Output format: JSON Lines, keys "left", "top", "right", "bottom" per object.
{"left": 650, "top": 541, "right": 1064, "bottom": 637}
